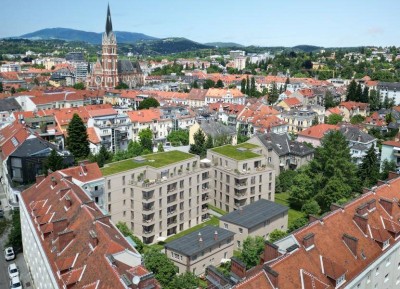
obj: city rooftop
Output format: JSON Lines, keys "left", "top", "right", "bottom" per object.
{"left": 100, "top": 150, "right": 195, "bottom": 176}
{"left": 211, "top": 143, "right": 260, "bottom": 160}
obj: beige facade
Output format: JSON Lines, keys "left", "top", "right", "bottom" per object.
{"left": 206, "top": 144, "right": 275, "bottom": 212}
{"left": 164, "top": 226, "right": 235, "bottom": 275}
{"left": 103, "top": 151, "right": 210, "bottom": 244}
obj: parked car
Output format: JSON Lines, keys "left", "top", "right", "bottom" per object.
{"left": 9, "top": 276, "right": 22, "bottom": 289}
{"left": 8, "top": 263, "right": 19, "bottom": 279}
{"left": 4, "top": 247, "right": 15, "bottom": 261}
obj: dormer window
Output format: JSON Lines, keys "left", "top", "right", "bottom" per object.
{"left": 383, "top": 239, "right": 390, "bottom": 250}
{"left": 336, "top": 274, "right": 346, "bottom": 288}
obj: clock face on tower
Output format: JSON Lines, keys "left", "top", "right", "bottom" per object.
{"left": 95, "top": 76, "right": 101, "bottom": 85}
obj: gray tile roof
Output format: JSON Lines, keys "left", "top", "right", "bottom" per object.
{"left": 219, "top": 199, "right": 288, "bottom": 229}
{"left": 339, "top": 126, "right": 375, "bottom": 144}
{"left": 255, "top": 133, "right": 314, "bottom": 157}
{"left": 0, "top": 98, "right": 22, "bottom": 112}
{"left": 200, "top": 121, "right": 236, "bottom": 138}
{"left": 10, "top": 136, "right": 58, "bottom": 158}
{"left": 164, "top": 226, "right": 234, "bottom": 257}
{"left": 117, "top": 60, "right": 142, "bottom": 74}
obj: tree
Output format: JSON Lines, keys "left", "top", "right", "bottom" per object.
{"left": 144, "top": 248, "right": 178, "bottom": 287}
{"left": 358, "top": 144, "right": 380, "bottom": 188}
{"left": 139, "top": 128, "right": 153, "bottom": 152}
{"left": 369, "top": 89, "right": 381, "bottom": 111}
{"left": 203, "top": 79, "right": 215, "bottom": 89}
{"left": 167, "top": 129, "right": 189, "bottom": 146}
{"left": 268, "top": 82, "right": 279, "bottom": 104}
{"left": 10, "top": 87, "right": 16, "bottom": 94}
{"left": 302, "top": 60, "right": 313, "bottom": 70}
{"left": 33, "top": 77, "right": 40, "bottom": 86}
{"left": 73, "top": 82, "right": 85, "bottom": 90}
{"left": 276, "top": 169, "right": 297, "bottom": 193}
{"left": 355, "top": 83, "right": 362, "bottom": 102}
{"left": 95, "top": 145, "right": 111, "bottom": 167}
{"left": 245, "top": 75, "right": 250, "bottom": 96}
{"left": 127, "top": 140, "right": 143, "bottom": 157}
{"left": 288, "top": 171, "right": 315, "bottom": 210}
{"left": 324, "top": 91, "right": 337, "bottom": 109}
{"left": 66, "top": 113, "right": 89, "bottom": 159}
{"left": 192, "top": 80, "right": 199, "bottom": 88}
{"left": 116, "top": 222, "right": 144, "bottom": 253}
{"left": 250, "top": 77, "right": 256, "bottom": 97}
{"left": 205, "top": 134, "right": 214, "bottom": 149}
{"left": 138, "top": 97, "right": 160, "bottom": 110}
{"left": 327, "top": 113, "right": 343, "bottom": 125}
{"left": 361, "top": 86, "right": 369, "bottom": 103}
{"left": 44, "top": 149, "right": 64, "bottom": 173}
{"left": 301, "top": 200, "right": 321, "bottom": 216}
{"left": 189, "top": 129, "right": 207, "bottom": 158}
{"left": 288, "top": 217, "right": 308, "bottom": 232}
{"left": 346, "top": 79, "right": 357, "bottom": 101}
{"left": 350, "top": 115, "right": 365, "bottom": 125}
{"left": 169, "top": 272, "right": 199, "bottom": 289}
{"left": 240, "top": 78, "right": 246, "bottom": 94}
{"left": 312, "top": 115, "right": 319, "bottom": 125}
{"left": 385, "top": 112, "right": 394, "bottom": 124}
{"left": 239, "top": 236, "right": 265, "bottom": 269}
{"left": 6, "top": 210, "right": 22, "bottom": 250}
{"left": 215, "top": 79, "right": 224, "bottom": 88}
{"left": 269, "top": 229, "right": 287, "bottom": 243}
{"left": 381, "top": 159, "right": 396, "bottom": 180}
{"left": 115, "top": 82, "right": 129, "bottom": 89}
{"left": 0, "top": 82, "right": 3, "bottom": 92}
{"left": 157, "top": 142, "right": 164, "bottom": 152}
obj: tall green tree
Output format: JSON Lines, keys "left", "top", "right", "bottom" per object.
{"left": 192, "top": 80, "right": 199, "bottom": 88}
{"left": 361, "top": 86, "right": 369, "bottom": 103}
{"left": 116, "top": 222, "right": 144, "bottom": 253}
{"left": 44, "top": 149, "right": 64, "bottom": 173}
{"left": 144, "top": 248, "right": 178, "bottom": 287}
{"left": 203, "top": 79, "right": 215, "bottom": 89}
{"left": 381, "top": 159, "right": 396, "bottom": 180}
{"left": 369, "top": 89, "right": 381, "bottom": 111}
{"left": 167, "top": 129, "right": 189, "bottom": 146}
{"left": 346, "top": 79, "right": 357, "bottom": 101}
{"left": 157, "top": 142, "right": 164, "bottom": 152}
{"left": 239, "top": 236, "right": 265, "bottom": 269}
{"left": 127, "top": 140, "right": 143, "bottom": 157}
{"left": 215, "top": 79, "right": 224, "bottom": 88}
{"left": 73, "top": 82, "right": 85, "bottom": 90}
{"left": 250, "top": 77, "right": 256, "bottom": 97}
{"left": 96, "top": 145, "right": 110, "bottom": 167}
{"left": 66, "top": 113, "right": 89, "bottom": 159}
{"left": 324, "top": 91, "right": 337, "bottom": 109}
{"left": 269, "top": 229, "right": 287, "bottom": 243}
{"left": 288, "top": 170, "right": 315, "bottom": 210}
{"left": 358, "top": 144, "right": 380, "bottom": 188}
{"left": 169, "top": 272, "right": 199, "bottom": 289}
{"left": 355, "top": 83, "right": 362, "bottom": 102}
{"left": 138, "top": 97, "right": 160, "bottom": 110}
{"left": 0, "top": 82, "right": 3, "bottom": 92}
{"left": 240, "top": 78, "right": 246, "bottom": 94}
{"left": 245, "top": 75, "right": 250, "bottom": 96}
{"left": 327, "top": 113, "right": 343, "bottom": 124}
{"left": 139, "top": 128, "right": 153, "bottom": 152}
{"left": 205, "top": 134, "right": 214, "bottom": 149}
{"left": 189, "top": 129, "right": 207, "bottom": 158}
{"left": 268, "top": 82, "right": 279, "bottom": 104}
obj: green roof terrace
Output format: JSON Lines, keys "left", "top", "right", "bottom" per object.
{"left": 101, "top": 150, "right": 195, "bottom": 176}
{"left": 210, "top": 143, "right": 261, "bottom": 160}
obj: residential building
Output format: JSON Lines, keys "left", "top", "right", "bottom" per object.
{"left": 206, "top": 172, "right": 400, "bottom": 289}
{"left": 248, "top": 133, "right": 314, "bottom": 174}
{"left": 233, "top": 56, "right": 247, "bottom": 70}
{"left": 189, "top": 121, "right": 237, "bottom": 146}
{"left": 164, "top": 226, "right": 235, "bottom": 275}
{"left": 219, "top": 199, "right": 288, "bottom": 249}
{"left": 276, "top": 97, "right": 302, "bottom": 111}
{"left": 187, "top": 88, "right": 207, "bottom": 107}
{"left": 230, "top": 50, "right": 246, "bottom": 58}
{"left": 381, "top": 140, "right": 400, "bottom": 172}
{"left": 281, "top": 108, "right": 324, "bottom": 133}
{"left": 0, "top": 98, "right": 22, "bottom": 129}
{"left": 297, "top": 124, "right": 339, "bottom": 147}
{"left": 20, "top": 169, "right": 160, "bottom": 289}
{"left": 207, "top": 143, "right": 275, "bottom": 212}
{"left": 0, "top": 63, "right": 21, "bottom": 72}
{"left": 15, "top": 90, "right": 85, "bottom": 111}
{"left": 208, "top": 103, "right": 245, "bottom": 126}
{"left": 339, "top": 101, "right": 370, "bottom": 122}
{"left": 205, "top": 88, "right": 246, "bottom": 105}
{"left": 101, "top": 150, "right": 210, "bottom": 244}
{"left": 377, "top": 81, "right": 400, "bottom": 105}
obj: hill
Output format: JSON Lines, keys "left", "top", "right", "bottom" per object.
{"left": 19, "top": 28, "right": 157, "bottom": 44}
{"left": 127, "top": 38, "right": 213, "bottom": 55}
{"left": 205, "top": 42, "right": 244, "bottom": 48}
{"left": 291, "top": 45, "right": 323, "bottom": 53}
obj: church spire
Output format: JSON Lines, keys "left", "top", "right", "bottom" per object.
{"left": 105, "top": 4, "right": 113, "bottom": 36}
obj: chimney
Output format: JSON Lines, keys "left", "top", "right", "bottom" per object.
{"left": 263, "top": 265, "right": 279, "bottom": 288}
{"left": 51, "top": 176, "right": 57, "bottom": 187}
{"left": 58, "top": 230, "right": 74, "bottom": 252}
{"left": 302, "top": 233, "right": 315, "bottom": 251}
{"left": 214, "top": 230, "right": 218, "bottom": 241}
{"left": 342, "top": 234, "right": 358, "bottom": 256}
{"left": 362, "top": 188, "right": 372, "bottom": 194}
{"left": 379, "top": 198, "right": 393, "bottom": 215}
{"left": 89, "top": 230, "right": 98, "bottom": 248}
{"left": 52, "top": 218, "right": 68, "bottom": 235}
{"left": 36, "top": 175, "right": 45, "bottom": 184}
{"left": 63, "top": 175, "right": 72, "bottom": 182}
{"left": 330, "top": 203, "right": 343, "bottom": 212}
{"left": 81, "top": 162, "right": 87, "bottom": 174}
{"left": 230, "top": 257, "right": 246, "bottom": 279}
{"left": 309, "top": 215, "right": 319, "bottom": 223}
{"left": 65, "top": 195, "right": 72, "bottom": 208}
{"left": 261, "top": 241, "right": 279, "bottom": 263}
{"left": 388, "top": 172, "right": 398, "bottom": 180}
{"left": 353, "top": 214, "right": 368, "bottom": 234}
{"left": 377, "top": 180, "right": 386, "bottom": 186}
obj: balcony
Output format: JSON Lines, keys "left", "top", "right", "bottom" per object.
{"left": 142, "top": 190, "right": 154, "bottom": 200}
{"left": 202, "top": 204, "right": 208, "bottom": 212}
{"left": 142, "top": 202, "right": 155, "bottom": 211}
{"left": 143, "top": 217, "right": 154, "bottom": 223}
{"left": 167, "top": 195, "right": 177, "bottom": 204}
{"left": 167, "top": 217, "right": 177, "bottom": 226}
{"left": 234, "top": 188, "right": 247, "bottom": 197}
{"left": 202, "top": 193, "right": 209, "bottom": 202}
{"left": 142, "top": 225, "right": 154, "bottom": 235}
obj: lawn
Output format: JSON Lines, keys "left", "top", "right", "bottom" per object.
{"left": 236, "top": 143, "right": 259, "bottom": 149}
{"left": 101, "top": 150, "right": 194, "bottom": 176}
{"left": 212, "top": 144, "right": 260, "bottom": 160}
{"left": 208, "top": 204, "right": 228, "bottom": 216}
{"left": 274, "top": 192, "right": 304, "bottom": 226}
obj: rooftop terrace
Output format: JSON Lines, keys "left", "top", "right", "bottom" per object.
{"left": 211, "top": 143, "right": 260, "bottom": 160}
{"left": 101, "top": 150, "right": 195, "bottom": 176}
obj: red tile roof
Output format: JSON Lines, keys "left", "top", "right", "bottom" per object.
{"left": 127, "top": 108, "right": 162, "bottom": 123}
{"left": 0, "top": 122, "right": 31, "bottom": 159}
{"left": 339, "top": 101, "right": 369, "bottom": 111}
{"left": 86, "top": 127, "right": 101, "bottom": 145}
{"left": 206, "top": 88, "right": 244, "bottom": 98}
{"left": 21, "top": 168, "right": 160, "bottom": 289}
{"left": 382, "top": 140, "right": 400, "bottom": 147}
{"left": 59, "top": 162, "right": 103, "bottom": 183}
{"left": 282, "top": 97, "right": 301, "bottom": 107}
{"left": 298, "top": 124, "right": 339, "bottom": 140}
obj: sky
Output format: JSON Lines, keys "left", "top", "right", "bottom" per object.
{"left": 1, "top": 0, "right": 400, "bottom": 47}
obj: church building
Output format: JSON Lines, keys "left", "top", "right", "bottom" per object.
{"left": 87, "top": 5, "right": 144, "bottom": 89}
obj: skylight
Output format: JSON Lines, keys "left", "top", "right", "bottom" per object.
{"left": 11, "top": 137, "right": 19, "bottom": 147}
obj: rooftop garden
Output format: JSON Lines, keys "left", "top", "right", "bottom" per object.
{"left": 101, "top": 150, "right": 194, "bottom": 176}
{"left": 211, "top": 144, "right": 260, "bottom": 160}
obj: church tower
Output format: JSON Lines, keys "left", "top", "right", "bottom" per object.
{"left": 99, "top": 4, "right": 118, "bottom": 89}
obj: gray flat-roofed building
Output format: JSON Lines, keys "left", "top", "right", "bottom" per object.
{"left": 164, "top": 226, "right": 235, "bottom": 275}
{"left": 219, "top": 199, "right": 288, "bottom": 249}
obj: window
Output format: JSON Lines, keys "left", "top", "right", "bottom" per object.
{"left": 376, "top": 266, "right": 379, "bottom": 276}
{"left": 224, "top": 223, "right": 228, "bottom": 229}
{"left": 237, "top": 240, "right": 241, "bottom": 248}
{"left": 336, "top": 274, "right": 345, "bottom": 287}
{"left": 384, "top": 273, "right": 389, "bottom": 283}
{"left": 239, "top": 228, "right": 243, "bottom": 234}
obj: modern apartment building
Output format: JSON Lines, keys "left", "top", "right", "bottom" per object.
{"left": 101, "top": 150, "right": 210, "bottom": 244}
{"left": 165, "top": 226, "right": 235, "bottom": 275}
{"left": 206, "top": 143, "right": 275, "bottom": 213}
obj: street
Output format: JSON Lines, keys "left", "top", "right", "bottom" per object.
{"left": 0, "top": 179, "right": 33, "bottom": 289}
